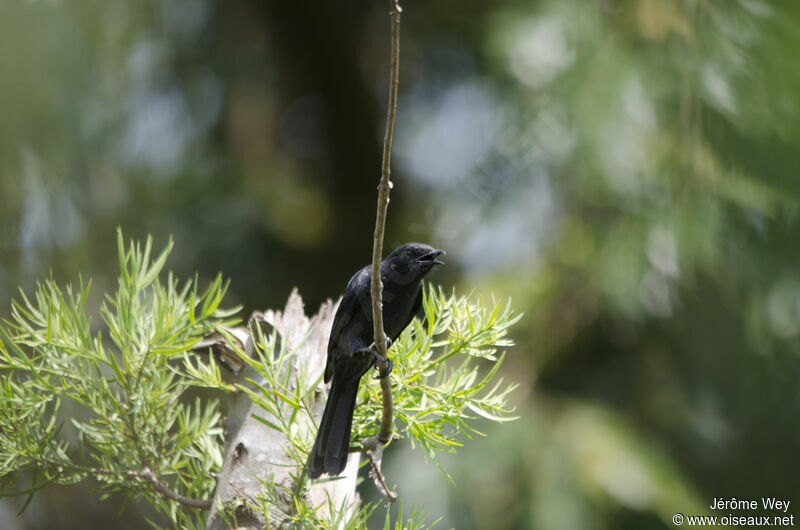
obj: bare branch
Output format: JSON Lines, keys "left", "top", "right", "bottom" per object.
{"left": 367, "top": 451, "right": 398, "bottom": 503}
{"left": 370, "top": 0, "right": 403, "bottom": 446}
{"left": 139, "top": 467, "right": 213, "bottom": 510}
{"left": 366, "top": 0, "right": 403, "bottom": 503}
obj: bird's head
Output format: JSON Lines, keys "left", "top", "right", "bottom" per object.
{"left": 383, "top": 242, "right": 445, "bottom": 282}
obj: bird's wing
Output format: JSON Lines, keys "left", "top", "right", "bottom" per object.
{"left": 392, "top": 283, "right": 423, "bottom": 342}
{"left": 325, "top": 265, "right": 371, "bottom": 382}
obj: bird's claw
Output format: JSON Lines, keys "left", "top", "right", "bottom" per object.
{"left": 371, "top": 337, "right": 393, "bottom": 378}
{"left": 357, "top": 337, "right": 393, "bottom": 356}
{"left": 355, "top": 338, "right": 395, "bottom": 378}
{"left": 373, "top": 357, "right": 394, "bottom": 379}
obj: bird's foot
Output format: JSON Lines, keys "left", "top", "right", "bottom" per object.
{"left": 355, "top": 337, "right": 393, "bottom": 356}
{"left": 354, "top": 338, "right": 394, "bottom": 378}
{"left": 372, "top": 357, "right": 394, "bottom": 379}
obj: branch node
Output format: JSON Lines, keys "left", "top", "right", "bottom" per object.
{"left": 367, "top": 449, "right": 398, "bottom": 503}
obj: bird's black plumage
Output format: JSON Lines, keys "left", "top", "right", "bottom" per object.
{"left": 307, "top": 243, "right": 445, "bottom": 478}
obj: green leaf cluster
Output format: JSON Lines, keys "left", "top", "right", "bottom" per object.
{"left": 357, "top": 286, "right": 521, "bottom": 481}
{"left": 0, "top": 233, "right": 520, "bottom": 529}
{"left": 228, "top": 284, "right": 520, "bottom": 526}
{"left": 0, "top": 230, "right": 237, "bottom": 526}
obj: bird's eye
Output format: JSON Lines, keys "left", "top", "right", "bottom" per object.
{"left": 404, "top": 249, "right": 413, "bottom": 259}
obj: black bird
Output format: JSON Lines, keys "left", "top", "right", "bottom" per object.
{"left": 307, "top": 242, "right": 445, "bottom": 478}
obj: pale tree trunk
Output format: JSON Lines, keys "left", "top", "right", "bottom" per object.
{"left": 206, "top": 290, "right": 359, "bottom": 529}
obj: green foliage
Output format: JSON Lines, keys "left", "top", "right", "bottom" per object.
{"left": 215, "top": 284, "right": 519, "bottom": 527}
{"left": 0, "top": 231, "right": 237, "bottom": 526}
{"left": 2, "top": 0, "right": 800, "bottom": 527}
{"left": 357, "top": 286, "right": 520, "bottom": 480}
{"left": 0, "top": 234, "right": 521, "bottom": 528}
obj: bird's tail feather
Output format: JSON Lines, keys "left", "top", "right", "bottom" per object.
{"left": 307, "top": 377, "right": 359, "bottom": 478}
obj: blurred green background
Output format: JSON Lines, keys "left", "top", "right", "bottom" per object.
{"left": 2, "top": 0, "right": 799, "bottom": 528}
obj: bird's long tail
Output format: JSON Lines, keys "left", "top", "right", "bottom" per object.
{"left": 307, "top": 376, "right": 360, "bottom": 478}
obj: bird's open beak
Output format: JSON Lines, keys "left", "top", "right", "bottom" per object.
{"left": 417, "top": 249, "right": 445, "bottom": 266}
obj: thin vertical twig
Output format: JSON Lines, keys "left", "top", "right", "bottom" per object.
{"left": 370, "top": 0, "right": 402, "bottom": 441}
{"left": 366, "top": 0, "right": 403, "bottom": 503}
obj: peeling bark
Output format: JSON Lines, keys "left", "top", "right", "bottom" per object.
{"left": 206, "top": 290, "right": 359, "bottom": 529}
